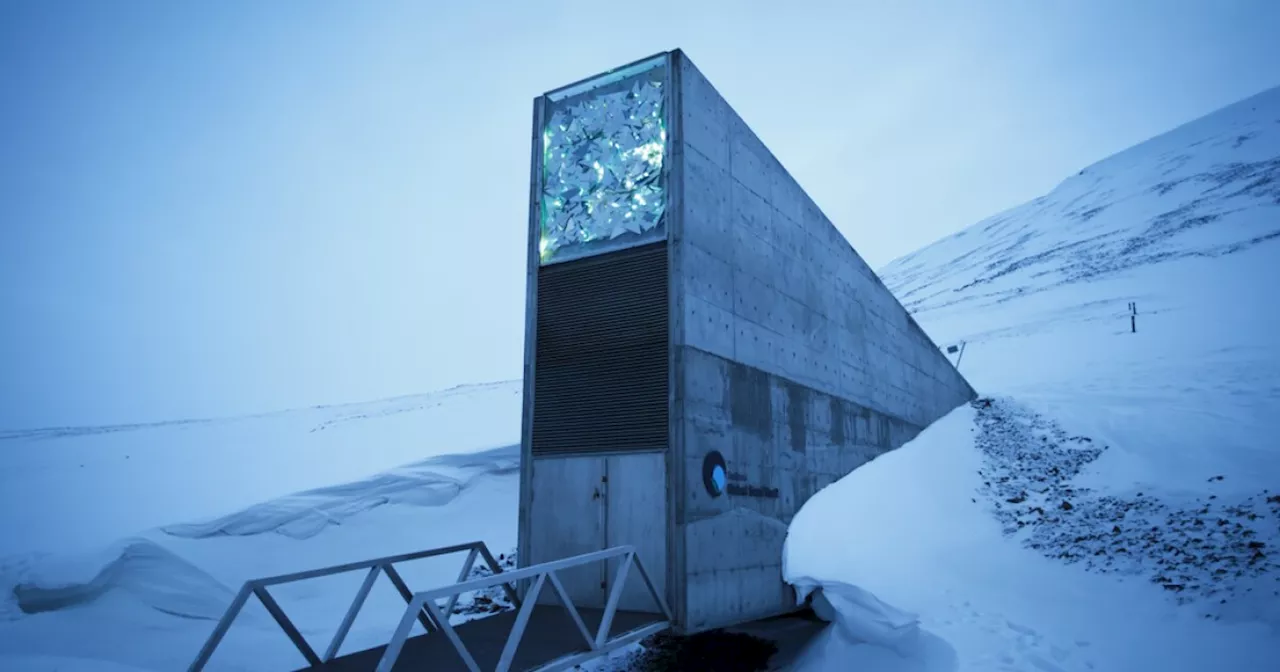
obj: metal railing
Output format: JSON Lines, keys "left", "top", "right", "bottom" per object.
{"left": 188, "top": 542, "right": 670, "bottom": 672}
{"left": 376, "top": 544, "right": 671, "bottom": 672}
{"left": 188, "top": 541, "right": 516, "bottom": 671}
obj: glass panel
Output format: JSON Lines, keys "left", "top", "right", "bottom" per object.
{"left": 545, "top": 53, "right": 668, "bottom": 103}
{"left": 539, "top": 57, "right": 668, "bottom": 265}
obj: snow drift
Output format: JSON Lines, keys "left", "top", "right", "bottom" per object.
{"left": 0, "top": 385, "right": 521, "bottom": 671}
{"left": 9, "top": 539, "right": 233, "bottom": 621}
{"left": 784, "top": 406, "right": 1278, "bottom": 672}
{"left": 161, "top": 444, "right": 518, "bottom": 540}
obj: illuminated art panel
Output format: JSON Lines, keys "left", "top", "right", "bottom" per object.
{"left": 539, "top": 56, "right": 668, "bottom": 264}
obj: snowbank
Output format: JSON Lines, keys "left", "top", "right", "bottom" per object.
{"left": 788, "top": 577, "right": 930, "bottom": 661}
{"left": 783, "top": 406, "right": 1279, "bottom": 672}
{"left": 9, "top": 539, "right": 234, "bottom": 621}
{"left": 0, "top": 445, "right": 518, "bottom": 671}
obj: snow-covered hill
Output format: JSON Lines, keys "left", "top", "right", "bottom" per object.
{"left": 2, "top": 85, "right": 1279, "bottom": 672}
{"left": 784, "top": 86, "right": 1280, "bottom": 670}
{"left": 884, "top": 85, "right": 1280, "bottom": 316}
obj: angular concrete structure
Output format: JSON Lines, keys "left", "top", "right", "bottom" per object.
{"left": 518, "top": 50, "right": 975, "bottom": 635}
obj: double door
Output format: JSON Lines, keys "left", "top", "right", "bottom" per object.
{"left": 526, "top": 452, "right": 667, "bottom": 612}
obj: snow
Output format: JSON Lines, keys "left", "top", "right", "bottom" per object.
{"left": 0, "top": 384, "right": 522, "bottom": 671}
{"left": 0, "top": 381, "right": 522, "bottom": 556}
{"left": 783, "top": 86, "right": 1280, "bottom": 669}
{"left": 2, "top": 80, "right": 1279, "bottom": 672}
{"left": 785, "top": 408, "right": 1278, "bottom": 672}
{"left": 0, "top": 474, "right": 517, "bottom": 670}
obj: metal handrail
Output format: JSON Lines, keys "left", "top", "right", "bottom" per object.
{"left": 376, "top": 545, "right": 672, "bottom": 672}
{"left": 188, "top": 540, "right": 517, "bottom": 671}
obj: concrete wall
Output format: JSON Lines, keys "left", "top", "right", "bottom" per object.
{"left": 669, "top": 51, "right": 976, "bottom": 632}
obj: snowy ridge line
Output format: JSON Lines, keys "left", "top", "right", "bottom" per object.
{"left": 0, "top": 418, "right": 221, "bottom": 443}
{"left": 305, "top": 379, "right": 522, "bottom": 434}
{"left": 878, "top": 87, "right": 1280, "bottom": 316}
{"left": 0, "top": 379, "right": 521, "bottom": 440}
{"left": 305, "top": 383, "right": 509, "bottom": 433}
{"left": 1065, "top": 85, "right": 1280, "bottom": 187}
{"left": 879, "top": 84, "right": 1280, "bottom": 277}
{"left": 973, "top": 397, "right": 1280, "bottom": 614}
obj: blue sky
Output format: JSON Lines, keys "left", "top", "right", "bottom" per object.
{"left": 2, "top": 0, "right": 1278, "bottom": 429}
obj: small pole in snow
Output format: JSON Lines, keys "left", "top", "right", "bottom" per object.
{"left": 1129, "top": 301, "right": 1137, "bottom": 333}
{"left": 945, "top": 341, "right": 967, "bottom": 370}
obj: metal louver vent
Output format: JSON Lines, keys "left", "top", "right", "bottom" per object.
{"left": 532, "top": 242, "right": 669, "bottom": 455}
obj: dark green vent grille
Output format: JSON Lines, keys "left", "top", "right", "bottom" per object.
{"left": 532, "top": 242, "right": 669, "bottom": 455}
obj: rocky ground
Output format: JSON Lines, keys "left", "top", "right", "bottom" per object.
{"left": 972, "top": 397, "right": 1280, "bottom": 616}
{"left": 448, "top": 546, "right": 518, "bottom": 620}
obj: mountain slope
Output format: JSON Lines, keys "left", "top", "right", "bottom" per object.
{"left": 874, "top": 85, "right": 1280, "bottom": 502}
{"left": 784, "top": 85, "right": 1280, "bottom": 670}
{"left": 883, "top": 84, "right": 1280, "bottom": 317}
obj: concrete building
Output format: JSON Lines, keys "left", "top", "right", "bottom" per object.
{"left": 518, "top": 49, "right": 975, "bottom": 635}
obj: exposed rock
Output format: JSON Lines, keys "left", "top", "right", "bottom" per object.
{"left": 971, "top": 397, "right": 1279, "bottom": 611}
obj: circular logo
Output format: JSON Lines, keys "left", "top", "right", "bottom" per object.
{"left": 702, "top": 451, "right": 727, "bottom": 498}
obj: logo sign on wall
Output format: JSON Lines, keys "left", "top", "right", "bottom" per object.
{"left": 700, "top": 450, "right": 779, "bottom": 499}
{"left": 702, "top": 450, "right": 727, "bottom": 497}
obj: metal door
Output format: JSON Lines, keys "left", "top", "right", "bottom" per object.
{"left": 527, "top": 455, "right": 607, "bottom": 608}
{"left": 605, "top": 452, "right": 668, "bottom": 614}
